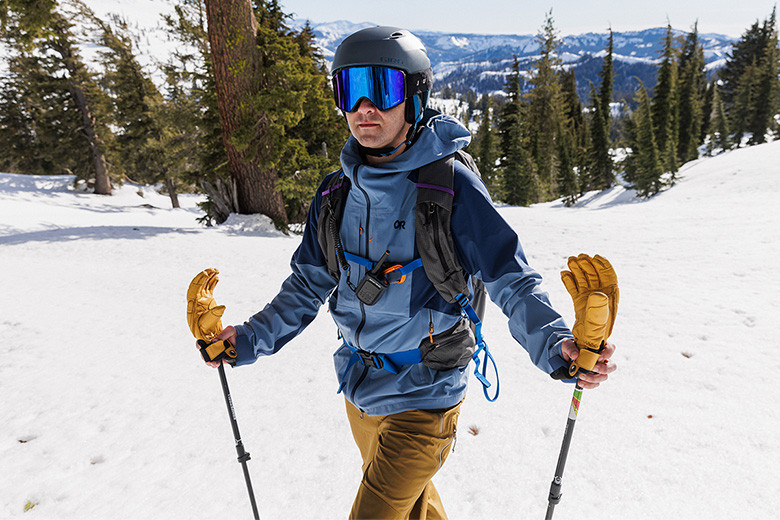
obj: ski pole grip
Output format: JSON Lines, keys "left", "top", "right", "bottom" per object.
{"left": 567, "top": 342, "right": 604, "bottom": 377}
{"left": 198, "top": 339, "right": 237, "bottom": 366}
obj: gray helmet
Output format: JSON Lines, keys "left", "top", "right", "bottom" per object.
{"left": 332, "top": 26, "right": 431, "bottom": 76}
{"left": 332, "top": 26, "right": 433, "bottom": 124}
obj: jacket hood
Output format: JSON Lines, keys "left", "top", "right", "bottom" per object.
{"left": 340, "top": 109, "right": 471, "bottom": 177}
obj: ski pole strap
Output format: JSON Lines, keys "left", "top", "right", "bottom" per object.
{"left": 198, "top": 339, "right": 237, "bottom": 366}
{"left": 455, "top": 293, "right": 499, "bottom": 402}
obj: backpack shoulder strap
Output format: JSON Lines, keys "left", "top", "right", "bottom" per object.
{"left": 415, "top": 154, "right": 470, "bottom": 303}
{"left": 316, "top": 169, "right": 349, "bottom": 281}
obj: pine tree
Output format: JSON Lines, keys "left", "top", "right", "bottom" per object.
{"left": 720, "top": 10, "right": 776, "bottom": 109}
{"left": 624, "top": 82, "right": 664, "bottom": 197}
{"left": 746, "top": 16, "right": 779, "bottom": 145}
{"left": 204, "top": 0, "right": 288, "bottom": 226}
{"left": 731, "top": 58, "right": 759, "bottom": 146}
{"left": 706, "top": 82, "right": 731, "bottom": 154}
{"left": 498, "top": 56, "right": 538, "bottom": 206}
{"left": 651, "top": 23, "right": 679, "bottom": 177}
{"left": 585, "top": 30, "right": 615, "bottom": 191}
{"left": 162, "top": 0, "right": 230, "bottom": 221}
{"left": 676, "top": 22, "right": 706, "bottom": 164}
{"left": 556, "top": 121, "right": 578, "bottom": 206}
{"left": 559, "top": 68, "right": 586, "bottom": 199}
{"left": 0, "top": 0, "right": 112, "bottom": 192}
{"left": 526, "top": 10, "right": 563, "bottom": 200}
{"left": 473, "top": 95, "right": 499, "bottom": 196}
{"left": 598, "top": 29, "right": 614, "bottom": 134}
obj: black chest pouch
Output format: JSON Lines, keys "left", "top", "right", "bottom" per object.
{"left": 355, "top": 250, "right": 390, "bottom": 306}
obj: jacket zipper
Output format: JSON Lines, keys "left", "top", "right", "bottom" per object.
{"left": 349, "top": 164, "right": 371, "bottom": 403}
{"left": 352, "top": 164, "right": 371, "bottom": 349}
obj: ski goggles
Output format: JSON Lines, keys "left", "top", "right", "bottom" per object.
{"left": 332, "top": 66, "right": 407, "bottom": 112}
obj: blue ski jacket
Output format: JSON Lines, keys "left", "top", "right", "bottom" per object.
{"left": 232, "top": 110, "right": 573, "bottom": 416}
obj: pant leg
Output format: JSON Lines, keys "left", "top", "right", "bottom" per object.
{"left": 346, "top": 399, "right": 461, "bottom": 520}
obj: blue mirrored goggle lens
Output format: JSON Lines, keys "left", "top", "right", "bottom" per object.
{"left": 333, "top": 66, "right": 406, "bottom": 112}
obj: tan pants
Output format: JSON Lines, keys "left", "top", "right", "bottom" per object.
{"left": 346, "top": 399, "right": 462, "bottom": 520}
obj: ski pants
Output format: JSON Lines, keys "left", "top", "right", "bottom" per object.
{"left": 345, "top": 398, "right": 462, "bottom": 520}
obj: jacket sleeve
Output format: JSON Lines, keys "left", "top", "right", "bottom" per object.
{"left": 450, "top": 164, "right": 573, "bottom": 378}
{"left": 231, "top": 175, "right": 339, "bottom": 366}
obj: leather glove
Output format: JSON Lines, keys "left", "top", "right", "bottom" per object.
{"left": 186, "top": 268, "right": 225, "bottom": 341}
{"left": 560, "top": 254, "right": 619, "bottom": 377}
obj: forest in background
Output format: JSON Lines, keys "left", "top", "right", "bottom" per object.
{"left": 0, "top": 0, "right": 777, "bottom": 226}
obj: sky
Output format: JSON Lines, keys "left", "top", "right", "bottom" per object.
{"left": 278, "top": 0, "right": 778, "bottom": 37}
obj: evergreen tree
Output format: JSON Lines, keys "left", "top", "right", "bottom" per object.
{"left": 204, "top": 0, "right": 288, "bottom": 225}
{"left": 676, "top": 22, "right": 706, "bottom": 164}
{"left": 598, "top": 28, "right": 614, "bottom": 133}
{"left": 98, "top": 17, "right": 178, "bottom": 198}
{"left": 585, "top": 83, "right": 613, "bottom": 190}
{"left": 706, "top": 82, "right": 731, "bottom": 154}
{"left": 651, "top": 23, "right": 679, "bottom": 177}
{"left": 473, "top": 95, "right": 499, "bottom": 196}
{"left": 731, "top": 57, "right": 760, "bottom": 145}
{"left": 584, "top": 30, "right": 615, "bottom": 191}
{"left": 556, "top": 121, "right": 578, "bottom": 206}
{"left": 0, "top": 0, "right": 112, "bottom": 192}
{"left": 624, "top": 82, "right": 664, "bottom": 197}
{"left": 700, "top": 77, "right": 715, "bottom": 144}
{"left": 559, "top": 67, "right": 586, "bottom": 197}
{"left": 203, "top": 0, "right": 347, "bottom": 226}
{"left": 497, "top": 56, "right": 538, "bottom": 205}
{"left": 720, "top": 10, "right": 777, "bottom": 111}
{"left": 526, "top": 10, "right": 563, "bottom": 199}
{"left": 746, "top": 16, "right": 779, "bottom": 145}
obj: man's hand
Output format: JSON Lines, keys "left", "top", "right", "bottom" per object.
{"left": 196, "top": 325, "right": 238, "bottom": 368}
{"left": 561, "top": 338, "right": 616, "bottom": 389}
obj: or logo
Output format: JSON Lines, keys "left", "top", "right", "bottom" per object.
{"left": 394, "top": 220, "right": 406, "bottom": 230}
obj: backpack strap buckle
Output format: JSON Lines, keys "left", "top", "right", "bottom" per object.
{"left": 356, "top": 349, "right": 384, "bottom": 369}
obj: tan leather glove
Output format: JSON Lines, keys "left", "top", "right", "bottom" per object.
{"left": 560, "top": 254, "right": 619, "bottom": 377}
{"left": 186, "top": 268, "right": 225, "bottom": 341}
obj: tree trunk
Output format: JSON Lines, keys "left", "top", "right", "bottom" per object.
{"left": 50, "top": 13, "right": 112, "bottom": 195}
{"left": 68, "top": 82, "right": 112, "bottom": 195}
{"left": 204, "top": 0, "right": 288, "bottom": 226}
{"left": 164, "top": 176, "right": 180, "bottom": 208}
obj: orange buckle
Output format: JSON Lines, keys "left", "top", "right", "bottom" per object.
{"left": 382, "top": 264, "right": 406, "bottom": 284}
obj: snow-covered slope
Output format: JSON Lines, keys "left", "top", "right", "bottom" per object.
{"left": 1, "top": 142, "right": 778, "bottom": 519}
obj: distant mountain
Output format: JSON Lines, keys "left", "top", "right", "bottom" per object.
{"left": 292, "top": 20, "right": 734, "bottom": 103}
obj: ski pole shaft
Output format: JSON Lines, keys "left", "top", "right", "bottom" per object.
{"left": 545, "top": 384, "right": 583, "bottom": 520}
{"left": 218, "top": 363, "right": 261, "bottom": 520}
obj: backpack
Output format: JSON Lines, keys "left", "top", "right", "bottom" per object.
{"left": 316, "top": 150, "right": 499, "bottom": 401}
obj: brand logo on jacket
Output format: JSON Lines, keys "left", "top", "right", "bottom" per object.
{"left": 394, "top": 220, "right": 406, "bottom": 230}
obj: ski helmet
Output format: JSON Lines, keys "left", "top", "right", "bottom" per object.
{"left": 331, "top": 26, "right": 433, "bottom": 126}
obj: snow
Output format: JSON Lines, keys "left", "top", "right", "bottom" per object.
{"left": 2, "top": 141, "right": 779, "bottom": 519}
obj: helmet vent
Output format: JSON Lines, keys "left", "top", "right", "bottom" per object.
{"left": 389, "top": 31, "right": 405, "bottom": 39}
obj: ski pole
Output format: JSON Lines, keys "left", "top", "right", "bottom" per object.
{"left": 217, "top": 362, "right": 261, "bottom": 520}
{"left": 545, "top": 383, "right": 583, "bottom": 520}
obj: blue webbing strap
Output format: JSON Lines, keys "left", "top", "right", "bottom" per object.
{"left": 455, "top": 293, "right": 500, "bottom": 402}
{"left": 333, "top": 252, "right": 499, "bottom": 402}
{"left": 337, "top": 343, "right": 422, "bottom": 394}
{"left": 343, "top": 252, "right": 423, "bottom": 283}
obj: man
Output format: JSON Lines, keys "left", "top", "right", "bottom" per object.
{"left": 203, "top": 26, "right": 616, "bottom": 520}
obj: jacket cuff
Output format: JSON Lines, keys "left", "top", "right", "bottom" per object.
{"left": 232, "top": 324, "right": 257, "bottom": 367}
{"left": 549, "top": 339, "right": 577, "bottom": 384}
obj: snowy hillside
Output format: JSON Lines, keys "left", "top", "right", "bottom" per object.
{"left": 2, "top": 141, "right": 779, "bottom": 519}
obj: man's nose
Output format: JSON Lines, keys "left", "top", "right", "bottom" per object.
{"left": 355, "top": 98, "right": 377, "bottom": 113}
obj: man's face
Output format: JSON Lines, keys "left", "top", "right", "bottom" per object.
{"left": 345, "top": 98, "right": 411, "bottom": 151}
